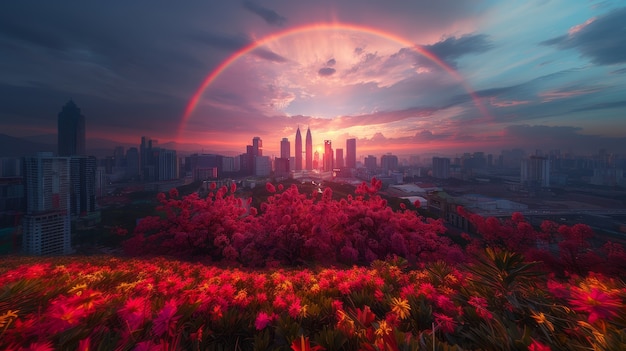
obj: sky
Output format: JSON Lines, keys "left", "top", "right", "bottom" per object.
{"left": 1, "top": 0, "right": 626, "bottom": 159}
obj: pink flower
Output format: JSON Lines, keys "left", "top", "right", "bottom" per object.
{"left": 118, "top": 297, "right": 149, "bottom": 331}
{"left": 152, "top": 299, "right": 181, "bottom": 337}
{"left": 569, "top": 287, "right": 622, "bottom": 323}
{"left": 255, "top": 312, "right": 272, "bottom": 330}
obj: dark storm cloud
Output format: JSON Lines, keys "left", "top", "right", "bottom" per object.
{"left": 243, "top": 1, "right": 287, "bottom": 26}
{"left": 541, "top": 7, "right": 626, "bottom": 65}
{"left": 318, "top": 67, "right": 336, "bottom": 76}
{"left": 194, "top": 32, "right": 288, "bottom": 63}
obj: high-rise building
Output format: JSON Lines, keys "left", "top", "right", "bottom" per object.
{"left": 521, "top": 156, "right": 550, "bottom": 187}
{"left": 155, "top": 149, "right": 178, "bottom": 181}
{"left": 381, "top": 154, "right": 398, "bottom": 174}
{"left": 126, "top": 147, "right": 140, "bottom": 179}
{"left": 324, "top": 140, "right": 333, "bottom": 171}
{"left": 253, "top": 137, "right": 263, "bottom": 157}
{"left": 364, "top": 155, "right": 377, "bottom": 172}
{"left": 274, "top": 157, "right": 290, "bottom": 178}
{"left": 140, "top": 137, "right": 158, "bottom": 182}
{"left": 280, "top": 138, "right": 290, "bottom": 159}
{"left": 336, "top": 149, "right": 344, "bottom": 169}
{"left": 295, "top": 128, "right": 303, "bottom": 171}
{"left": 58, "top": 100, "right": 86, "bottom": 156}
{"left": 346, "top": 138, "right": 356, "bottom": 169}
{"left": 255, "top": 156, "right": 271, "bottom": 177}
{"left": 432, "top": 157, "right": 450, "bottom": 179}
{"left": 305, "top": 127, "right": 313, "bottom": 171}
{"left": 69, "top": 156, "right": 96, "bottom": 217}
{"left": 23, "top": 153, "right": 71, "bottom": 255}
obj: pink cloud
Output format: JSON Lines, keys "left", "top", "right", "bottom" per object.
{"left": 538, "top": 88, "right": 600, "bottom": 102}
{"left": 489, "top": 97, "right": 531, "bottom": 107}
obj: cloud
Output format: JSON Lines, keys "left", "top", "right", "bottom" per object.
{"left": 572, "top": 100, "right": 626, "bottom": 112}
{"left": 318, "top": 67, "right": 336, "bottom": 76}
{"left": 243, "top": 1, "right": 287, "bottom": 27}
{"left": 421, "top": 34, "right": 493, "bottom": 68}
{"left": 195, "top": 32, "right": 287, "bottom": 62}
{"left": 541, "top": 7, "right": 626, "bottom": 65}
{"left": 326, "top": 58, "right": 336, "bottom": 66}
{"left": 538, "top": 87, "right": 601, "bottom": 102}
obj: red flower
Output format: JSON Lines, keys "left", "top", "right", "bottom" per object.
{"left": 266, "top": 182, "right": 276, "bottom": 193}
{"left": 255, "top": 312, "right": 272, "bottom": 330}
{"left": 291, "top": 335, "right": 325, "bottom": 351}
{"left": 569, "top": 287, "right": 622, "bottom": 323}
{"left": 21, "top": 342, "right": 54, "bottom": 351}
{"left": 528, "top": 339, "right": 551, "bottom": 351}
{"left": 434, "top": 313, "right": 456, "bottom": 333}
{"left": 468, "top": 296, "right": 493, "bottom": 320}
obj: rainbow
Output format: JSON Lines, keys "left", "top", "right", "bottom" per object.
{"left": 179, "top": 22, "right": 489, "bottom": 138}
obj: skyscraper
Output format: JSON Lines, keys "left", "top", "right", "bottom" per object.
{"left": 521, "top": 156, "right": 550, "bottom": 187}
{"left": 70, "top": 156, "right": 96, "bottom": 217}
{"left": 346, "top": 138, "right": 356, "bottom": 169}
{"left": 253, "top": 137, "right": 263, "bottom": 157}
{"left": 23, "top": 153, "right": 72, "bottom": 255}
{"left": 336, "top": 148, "right": 344, "bottom": 169}
{"left": 432, "top": 157, "right": 450, "bottom": 179}
{"left": 305, "top": 127, "right": 313, "bottom": 171}
{"left": 295, "top": 127, "right": 303, "bottom": 171}
{"left": 280, "top": 138, "right": 290, "bottom": 159}
{"left": 324, "top": 140, "right": 333, "bottom": 171}
{"left": 58, "top": 100, "right": 86, "bottom": 156}
{"left": 381, "top": 154, "right": 399, "bottom": 174}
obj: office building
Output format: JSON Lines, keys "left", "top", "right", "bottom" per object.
{"left": 280, "top": 138, "right": 290, "bottom": 159}
{"left": 23, "top": 153, "right": 71, "bottom": 255}
{"left": 324, "top": 140, "right": 333, "bottom": 171}
{"left": 58, "top": 100, "right": 86, "bottom": 156}
{"left": 381, "top": 154, "right": 398, "bottom": 174}
{"left": 364, "top": 155, "right": 377, "bottom": 172}
{"left": 521, "top": 156, "right": 550, "bottom": 187}
{"left": 336, "top": 148, "right": 344, "bottom": 169}
{"left": 346, "top": 139, "right": 356, "bottom": 169}
{"left": 70, "top": 156, "right": 96, "bottom": 217}
{"left": 432, "top": 157, "right": 450, "bottom": 179}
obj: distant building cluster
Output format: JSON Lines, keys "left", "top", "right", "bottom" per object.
{"left": 1, "top": 101, "right": 626, "bottom": 255}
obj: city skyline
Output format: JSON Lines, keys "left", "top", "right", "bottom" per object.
{"left": 1, "top": 2, "right": 626, "bottom": 157}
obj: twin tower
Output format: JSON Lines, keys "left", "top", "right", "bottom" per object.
{"left": 294, "top": 126, "right": 312, "bottom": 171}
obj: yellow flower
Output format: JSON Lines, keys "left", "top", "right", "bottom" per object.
{"left": 375, "top": 320, "right": 392, "bottom": 337}
{"left": 300, "top": 304, "right": 309, "bottom": 318}
{"left": 69, "top": 283, "right": 87, "bottom": 295}
{"left": 391, "top": 297, "right": 411, "bottom": 320}
{"left": 0, "top": 310, "right": 19, "bottom": 328}
{"left": 531, "top": 311, "right": 554, "bottom": 332}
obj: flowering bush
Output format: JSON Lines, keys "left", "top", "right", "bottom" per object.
{"left": 124, "top": 179, "right": 457, "bottom": 267}
{"left": 1, "top": 253, "right": 625, "bottom": 350}
{"left": 459, "top": 207, "right": 626, "bottom": 276}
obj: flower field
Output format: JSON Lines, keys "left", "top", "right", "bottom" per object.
{"left": 1, "top": 251, "right": 625, "bottom": 350}
{"left": 2, "top": 180, "right": 626, "bottom": 350}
